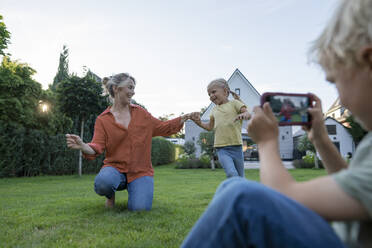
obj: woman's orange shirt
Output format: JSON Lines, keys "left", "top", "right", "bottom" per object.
{"left": 83, "top": 105, "right": 183, "bottom": 183}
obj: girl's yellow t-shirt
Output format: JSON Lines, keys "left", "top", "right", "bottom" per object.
{"left": 210, "top": 99, "right": 246, "bottom": 148}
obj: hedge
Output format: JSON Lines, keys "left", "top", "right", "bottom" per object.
{"left": 151, "top": 137, "right": 176, "bottom": 166}
{"left": 0, "top": 121, "right": 177, "bottom": 177}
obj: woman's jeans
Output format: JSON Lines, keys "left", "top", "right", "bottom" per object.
{"left": 181, "top": 177, "right": 345, "bottom": 248}
{"left": 216, "top": 145, "right": 245, "bottom": 178}
{"left": 94, "top": 166, "right": 154, "bottom": 211}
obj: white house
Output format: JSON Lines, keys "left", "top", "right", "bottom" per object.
{"left": 293, "top": 117, "right": 355, "bottom": 159}
{"left": 325, "top": 97, "right": 351, "bottom": 127}
{"left": 185, "top": 68, "right": 293, "bottom": 159}
{"left": 165, "top": 138, "right": 185, "bottom": 146}
{"left": 324, "top": 117, "right": 355, "bottom": 158}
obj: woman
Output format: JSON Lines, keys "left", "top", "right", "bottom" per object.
{"left": 66, "top": 73, "right": 191, "bottom": 211}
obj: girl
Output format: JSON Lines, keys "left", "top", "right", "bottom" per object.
{"left": 191, "top": 78, "right": 251, "bottom": 178}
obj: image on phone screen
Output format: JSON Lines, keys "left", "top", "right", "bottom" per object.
{"left": 266, "top": 95, "right": 310, "bottom": 123}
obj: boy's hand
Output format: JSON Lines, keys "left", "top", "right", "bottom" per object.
{"left": 235, "top": 112, "right": 251, "bottom": 121}
{"left": 302, "top": 94, "right": 328, "bottom": 145}
{"left": 66, "top": 134, "right": 84, "bottom": 150}
{"left": 247, "top": 103, "right": 278, "bottom": 144}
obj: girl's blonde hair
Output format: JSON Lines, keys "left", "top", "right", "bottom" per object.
{"left": 102, "top": 73, "right": 135, "bottom": 101}
{"left": 310, "top": 0, "right": 372, "bottom": 70}
{"left": 208, "top": 78, "right": 230, "bottom": 95}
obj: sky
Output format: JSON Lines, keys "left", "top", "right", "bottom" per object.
{"left": 1, "top": 0, "right": 340, "bottom": 118}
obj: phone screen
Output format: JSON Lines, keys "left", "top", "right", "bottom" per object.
{"left": 266, "top": 95, "right": 310, "bottom": 124}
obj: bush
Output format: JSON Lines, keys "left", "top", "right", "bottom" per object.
{"left": 292, "top": 151, "right": 324, "bottom": 169}
{"left": 183, "top": 141, "right": 196, "bottom": 155}
{"left": 0, "top": 120, "right": 104, "bottom": 177}
{"left": 292, "top": 159, "right": 314, "bottom": 169}
{"left": 151, "top": 137, "right": 175, "bottom": 166}
{"left": 174, "top": 144, "right": 184, "bottom": 161}
{"left": 175, "top": 153, "right": 222, "bottom": 169}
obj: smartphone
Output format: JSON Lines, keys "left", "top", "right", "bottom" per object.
{"left": 260, "top": 92, "right": 313, "bottom": 126}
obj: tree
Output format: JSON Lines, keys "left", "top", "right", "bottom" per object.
{"left": 51, "top": 45, "right": 69, "bottom": 91}
{"left": 0, "top": 15, "right": 10, "bottom": 56}
{"left": 0, "top": 56, "right": 42, "bottom": 128}
{"left": 56, "top": 75, "right": 108, "bottom": 176}
{"left": 345, "top": 115, "right": 367, "bottom": 145}
{"left": 197, "top": 131, "right": 216, "bottom": 169}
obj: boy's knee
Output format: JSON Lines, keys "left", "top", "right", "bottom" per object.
{"left": 219, "top": 179, "right": 271, "bottom": 204}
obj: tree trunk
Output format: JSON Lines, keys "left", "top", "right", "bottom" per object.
{"left": 210, "top": 156, "right": 215, "bottom": 170}
{"left": 314, "top": 153, "right": 319, "bottom": 169}
{"left": 79, "top": 118, "right": 85, "bottom": 177}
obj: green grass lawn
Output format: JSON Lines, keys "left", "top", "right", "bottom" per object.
{"left": 0, "top": 164, "right": 326, "bottom": 248}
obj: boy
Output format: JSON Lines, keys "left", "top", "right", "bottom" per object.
{"left": 182, "top": 0, "right": 372, "bottom": 247}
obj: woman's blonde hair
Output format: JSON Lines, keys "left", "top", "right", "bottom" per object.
{"left": 310, "top": 0, "right": 372, "bottom": 70}
{"left": 102, "top": 73, "right": 135, "bottom": 101}
{"left": 208, "top": 78, "right": 230, "bottom": 95}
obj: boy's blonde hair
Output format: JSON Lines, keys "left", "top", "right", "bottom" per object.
{"left": 310, "top": 0, "right": 372, "bottom": 70}
{"left": 208, "top": 78, "right": 230, "bottom": 94}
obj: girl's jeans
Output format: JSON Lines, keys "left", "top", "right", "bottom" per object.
{"left": 216, "top": 145, "right": 245, "bottom": 178}
{"left": 94, "top": 166, "right": 154, "bottom": 211}
{"left": 181, "top": 177, "right": 345, "bottom": 248}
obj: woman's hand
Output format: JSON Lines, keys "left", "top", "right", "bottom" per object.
{"left": 66, "top": 134, "right": 85, "bottom": 150}
{"left": 189, "top": 112, "right": 201, "bottom": 123}
{"left": 302, "top": 94, "right": 328, "bottom": 145}
{"left": 247, "top": 103, "right": 278, "bottom": 144}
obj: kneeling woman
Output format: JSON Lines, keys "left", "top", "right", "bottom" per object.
{"left": 66, "top": 73, "right": 190, "bottom": 211}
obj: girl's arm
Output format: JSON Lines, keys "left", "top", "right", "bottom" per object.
{"left": 235, "top": 106, "right": 251, "bottom": 121}
{"left": 190, "top": 112, "right": 214, "bottom": 131}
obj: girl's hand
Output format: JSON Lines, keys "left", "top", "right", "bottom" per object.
{"left": 189, "top": 112, "right": 201, "bottom": 123}
{"left": 65, "top": 134, "right": 85, "bottom": 150}
{"left": 235, "top": 112, "right": 251, "bottom": 121}
{"left": 302, "top": 94, "right": 328, "bottom": 145}
{"left": 247, "top": 103, "right": 278, "bottom": 144}
{"left": 181, "top": 113, "right": 191, "bottom": 123}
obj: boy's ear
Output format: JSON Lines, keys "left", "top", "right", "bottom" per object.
{"left": 358, "top": 45, "right": 372, "bottom": 69}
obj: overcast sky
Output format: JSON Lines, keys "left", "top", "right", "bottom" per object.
{"left": 1, "top": 0, "right": 339, "bottom": 118}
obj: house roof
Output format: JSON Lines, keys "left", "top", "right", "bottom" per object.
{"left": 326, "top": 97, "right": 341, "bottom": 113}
{"left": 227, "top": 68, "right": 261, "bottom": 96}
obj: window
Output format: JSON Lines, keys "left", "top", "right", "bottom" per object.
{"left": 333, "top": 142, "right": 340, "bottom": 152}
{"left": 234, "top": 88, "right": 240, "bottom": 96}
{"left": 340, "top": 107, "right": 345, "bottom": 115}
{"left": 326, "top": 125, "right": 337, "bottom": 135}
{"left": 282, "top": 135, "right": 285, "bottom": 140}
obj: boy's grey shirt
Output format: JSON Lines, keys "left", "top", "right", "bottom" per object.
{"left": 332, "top": 132, "right": 372, "bottom": 247}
